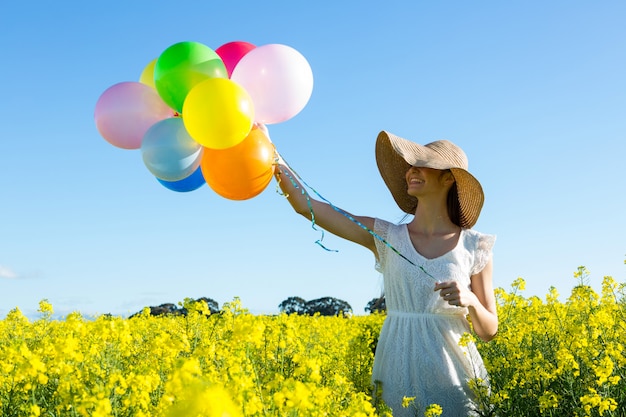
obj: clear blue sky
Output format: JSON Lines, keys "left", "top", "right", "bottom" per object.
{"left": 1, "top": 1, "right": 624, "bottom": 318}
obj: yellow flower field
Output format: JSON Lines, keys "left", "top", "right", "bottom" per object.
{"left": 0, "top": 266, "right": 624, "bottom": 417}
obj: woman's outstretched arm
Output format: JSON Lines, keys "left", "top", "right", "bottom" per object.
{"left": 274, "top": 157, "right": 377, "bottom": 254}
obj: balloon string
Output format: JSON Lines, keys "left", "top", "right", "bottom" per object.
{"left": 274, "top": 161, "right": 337, "bottom": 252}
{"left": 274, "top": 156, "right": 435, "bottom": 279}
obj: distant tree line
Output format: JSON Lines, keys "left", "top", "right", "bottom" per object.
{"left": 278, "top": 296, "right": 353, "bottom": 316}
{"left": 364, "top": 295, "right": 386, "bottom": 314}
{"left": 129, "top": 297, "right": 220, "bottom": 318}
{"left": 132, "top": 295, "right": 387, "bottom": 318}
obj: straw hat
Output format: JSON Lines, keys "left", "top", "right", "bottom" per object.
{"left": 375, "top": 131, "right": 484, "bottom": 228}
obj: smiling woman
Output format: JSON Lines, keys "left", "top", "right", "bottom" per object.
{"left": 274, "top": 130, "right": 497, "bottom": 416}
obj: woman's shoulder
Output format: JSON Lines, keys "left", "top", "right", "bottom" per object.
{"left": 462, "top": 229, "right": 496, "bottom": 275}
{"left": 374, "top": 217, "right": 399, "bottom": 229}
{"left": 372, "top": 218, "right": 407, "bottom": 247}
{"left": 374, "top": 218, "right": 407, "bottom": 234}
{"left": 461, "top": 228, "right": 496, "bottom": 250}
{"left": 461, "top": 228, "right": 495, "bottom": 240}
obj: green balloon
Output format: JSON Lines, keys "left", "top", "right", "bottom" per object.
{"left": 154, "top": 41, "right": 228, "bottom": 112}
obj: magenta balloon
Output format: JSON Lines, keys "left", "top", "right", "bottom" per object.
{"left": 94, "top": 82, "right": 175, "bottom": 149}
{"left": 231, "top": 44, "right": 314, "bottom": 125}
{"left": 215, "top": 41, "right": 256, "bottom": 78}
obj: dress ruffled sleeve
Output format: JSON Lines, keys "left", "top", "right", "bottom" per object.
{"left": 373, "top": 218, "right": 391, "bottom": 273}
{"left": 471, "top": 232, "right": 496, "bottom": 276}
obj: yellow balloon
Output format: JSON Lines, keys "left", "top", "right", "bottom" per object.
{"left": 182, "top": 78, "right": 254, "bottom": 149}
{"left": 139, "top": 59, "right": 157, "bottom": 89}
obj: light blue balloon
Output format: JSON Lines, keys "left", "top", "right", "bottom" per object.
{"left": 141, "top": 118, "right": 203, "bottom": 181}
{"left": 157, "top": 166, "right": 205, "bottom": 192}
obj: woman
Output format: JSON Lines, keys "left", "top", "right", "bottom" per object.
{"left": 274, "top": 130, "right": 498, "bottom": 416}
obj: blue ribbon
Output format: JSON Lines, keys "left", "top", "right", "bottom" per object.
{"left": 275, "top": 157, "right": 435, "bottom": 280}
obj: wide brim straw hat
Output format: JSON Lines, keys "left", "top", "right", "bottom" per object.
{"left": 375, "top": 131, "right": 484, "bottom": 228}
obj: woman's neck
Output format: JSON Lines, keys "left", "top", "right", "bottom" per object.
{"left": 408, "top": 199, "right": 459, "bottom": 236}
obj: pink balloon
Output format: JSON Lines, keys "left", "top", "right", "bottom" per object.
{"left": 215, "top": 41, "right": 256, "bottom": 78}
{"left": 94, "top": 82, "right": 175, "bottom": 149}
{"left": 231, "top": 44, "right": 314, "bottom": 125}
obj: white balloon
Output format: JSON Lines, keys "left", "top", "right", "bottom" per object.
{"left": 232, "top": 44, "right": 313, "bottom": 125}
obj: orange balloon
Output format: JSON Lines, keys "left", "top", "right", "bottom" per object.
{"left": 201, "top": 126, "right": 275, "bottom": 200}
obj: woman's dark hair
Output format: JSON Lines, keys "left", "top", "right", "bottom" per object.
{"left": 447, "top": 182, "right": 461, "bottom": 227}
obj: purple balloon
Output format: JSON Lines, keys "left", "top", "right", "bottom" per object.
{"left": 94, "top": 82, "right": 175, "bottom": 149}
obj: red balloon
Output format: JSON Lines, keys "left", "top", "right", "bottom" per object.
{"left": 201, "top": 126, "right": 275, "bottom": 200}
{"left": 215, "top": 41, "right": 256, "bottom": 78}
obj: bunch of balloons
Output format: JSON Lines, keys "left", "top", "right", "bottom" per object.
{"left": 94, "top": 40, "right": 313, "bottom": 199}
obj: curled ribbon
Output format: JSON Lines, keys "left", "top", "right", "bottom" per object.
{"left": 274, "top": 155, "right": 435, "bottom": 280}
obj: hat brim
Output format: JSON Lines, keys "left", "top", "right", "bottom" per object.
{"left": 375, "top": 131, "right": 484, "bottom": 228}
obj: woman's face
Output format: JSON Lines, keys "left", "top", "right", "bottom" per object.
{"left": 405, "top": 167, "right": 453, "bottom": 196}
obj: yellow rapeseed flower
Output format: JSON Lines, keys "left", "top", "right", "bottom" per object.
{"left": 424, "top": 403, "right": 443, "bottom": 417}
{"left": 37, "top": 299, "right": 54, "bottom": 316}
{"left": 401, "top": 396, "right": 415, "bottom": 408}
{"left": 0, "top": 286, "right": 623, "bottom": 417}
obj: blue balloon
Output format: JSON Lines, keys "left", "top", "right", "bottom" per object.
{"left": 157, "top": 166, "right": 205, "bottom": 192}
{"left": 141, "top": 118, "right": 203, "bottom": 181}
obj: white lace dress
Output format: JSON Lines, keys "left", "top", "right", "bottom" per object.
{"left": 371, "top": 219, "right": 495, "bottom": 417}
